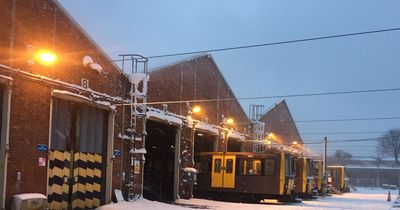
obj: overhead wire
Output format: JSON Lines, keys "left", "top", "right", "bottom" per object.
{"left": 301, "top": 131, "right": 386, "bottom": 135}
{"left": 130, "top": 86, "right": 400, "bottom": 106}
{"left": 296, "top": 117, "right": 400, "bottom": 123}
{"left": 113, "top": 27, "right": 400, "bottom": 61}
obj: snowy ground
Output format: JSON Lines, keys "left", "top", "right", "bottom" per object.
{"left": 97, "top": 187, "right": 397, "bottom": 210}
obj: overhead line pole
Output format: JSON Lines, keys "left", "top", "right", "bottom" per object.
{"left": 322, "top": 136, "right": 328, "bottom": 196}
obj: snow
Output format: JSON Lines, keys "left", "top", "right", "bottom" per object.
{"left": 128, "top": 73, "right": 147, "bottom": 85}
{"left": 130, "top": 148, "right": 147, "bottom": 154}
{"left": 146, "top": 108, "right": 183, "bottom": 125}
{"left": 228, "top": 130, "right": 246, "bottom": 140}
{"left": 195, "top": 122, "right": 219, "bottom": 134}
{"left": 89, "top": 63, "right": 103, "bottom": 73}
{"left": 118, "top": 133, "right": 131, "bottom": 140}
{"left": 96, "top": 199, "right": 189, "bottom": 210}
{"left": 13, "top": 193, "right": 47, "bottom": 210}
{"left": 0, "top": 75, "right": 13, "bottom": 81}
{"left": 183, "top": 167, "right": 197, "bottom": 173}
{"left": 82, "top": 55, "right": 94, "bottom": 66}
{"left": 13, "top": 193, "right": 47, "bottom": 200}
{"left": 0, "top": 63, "right": 126, "bottom": 104}
{"left": 52, "top": 89, "right": 116, "bottom": 110}
{"left": 97, "top": 188, "right": 396, "bottom": 210}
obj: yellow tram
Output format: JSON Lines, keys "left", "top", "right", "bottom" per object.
{"left": 294, "top": 157, "right": 317, "bottom": 199}
{"left": 327, "top": 166, "right": 350, "bottom": 193}
{"left": 313, "top": 160, "right": 324, "bottom": 193}
{"left": 194, "top": 151, "right": 300, "bottom": 203}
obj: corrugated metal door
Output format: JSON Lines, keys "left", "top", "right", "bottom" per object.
{"left": 48, "top": 98, "right": 108, "bottom": 210}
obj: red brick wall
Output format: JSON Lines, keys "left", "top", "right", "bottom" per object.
{"left": 259, "top": 100, "right": 303, "bottom": 145}
{"left": 0, "top": 0, "right": 128, "bottom": 208}
{"left": 148, "top": 55, "right": 250, "bottom": 133}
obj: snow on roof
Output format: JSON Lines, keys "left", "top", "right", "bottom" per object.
{"left": 195, "top": 122, "right": 219, "bottom": 134}
{"left": 0, "top": 64, "right": 126, "bottom": 103}
{"left": 227, "top": 130, "right": 246, "bottom": 140}
{"left": 52, "top": 89, "right": 116, "bottom": 110}
{"left": 146, "top": 108, "right": 183, "bottom": 125}
{"left": 0, "top": 74, "right": 13, "bottom": 81}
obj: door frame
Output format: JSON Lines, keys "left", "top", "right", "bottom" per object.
{"left": 222, "top": 155, "right": 236, "bottom": 188}
{"left": 173, "top": 127, "right": 181, "bottom": 201}
{"left": 0, "top": 80, "right": 12, "bottom": 209}
{"left": 47, "top": 92, "right": 115, "bottom": 206}
{"left": 211, "top": 154, "right": 236, "bottom": 188}
{"left": 211, "top": 155, "right": 224, "bottom": 188}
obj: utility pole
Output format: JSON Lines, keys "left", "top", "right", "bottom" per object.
{"left": 322, "top": 136, "right": 328, "bottom": 196}
{"left": 324, "top": 137, "right": 328, "bottom": 174}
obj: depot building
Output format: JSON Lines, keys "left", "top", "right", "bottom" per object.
{"left": 0, "top": 1, "right": 256, "bottom": 209}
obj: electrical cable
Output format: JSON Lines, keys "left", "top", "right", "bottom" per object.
{"left": 114, "top": 27, "right": 400, "bottom": 61}
{"left": 129, "top": 86, "right": 400, "bottom": 106}
{"left": 296, "top": 117, "right": 400, "bottom": 123}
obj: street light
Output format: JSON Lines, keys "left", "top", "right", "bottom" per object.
{"left": 292, "top": 141, "right": 298, "bottom": 146}
{"left": 267, "top": 133, "right": 275, "bottom": 139}
{"left": 192, "top": 106, "right": 202, "bottom": 114}
{"left": 34, "top": 49, "right": 57, "bottom": 66}
{"left": 226, "top": 118, "right": 234, "bottom": 125}
{"left": 189, "top": 105, "right": 203, "bottom": 166}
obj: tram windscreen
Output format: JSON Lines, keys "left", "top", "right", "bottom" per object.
{"left": 285, "top": 155, "right": 294, "bottom": 176}
{"left": 307, "top": 159, "right": 314, "bottom": 176}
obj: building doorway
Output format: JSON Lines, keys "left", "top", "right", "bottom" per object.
{"left": 48, "top": 98, "right": 109, "bottom": 209}
{"left": 143, "top": 120, "right": 177, "bottom": 202}
{"left": 194, "top": 131, "right": 216, "bottom": 154}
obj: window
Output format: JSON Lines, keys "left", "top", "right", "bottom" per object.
{"left": 264, "top": 159, "right": 276, "bottom": 176}
{"left": 226, "top": 159, "right": 233, "bottom": 173}
{"left": 238, "top": 159, "right": 262, "bottom": 175}
{"left": 285, "top": 156, "right": 294, "bottom": 176}
{"left": 307, "top": 159, "right": 314, "bottom": 176}
{"left": 214, "top": 158, "right": 222, "bottom": 173}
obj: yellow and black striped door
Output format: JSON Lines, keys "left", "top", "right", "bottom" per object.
{"left": 48, "top": 98, "right": 108, "bottom": 210}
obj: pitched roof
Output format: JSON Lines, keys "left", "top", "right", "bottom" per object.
{"left": 259, "top": 99, "right": 303, "bottom": 143}
{"left": 52, "top": 0, "right": 122, "bottom": 74}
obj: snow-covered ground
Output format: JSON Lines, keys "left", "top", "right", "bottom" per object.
{"left": 97, "top": 187, "right": 396, "bottom": 210}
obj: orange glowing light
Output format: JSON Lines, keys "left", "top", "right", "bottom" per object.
{"left": 35, "top": 49, "right": 57, "bottom": 65}
{"left": 192, "top": 106, "right": 202, "bottom": 114}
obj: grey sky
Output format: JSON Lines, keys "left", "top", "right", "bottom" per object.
{"left": 59, "top": 0, "right": 400, "bottom": 157}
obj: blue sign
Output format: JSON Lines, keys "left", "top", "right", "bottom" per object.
{"left": 36, "top": 144, "right": 48, "bottom": 152}
{"left": 113, "top": 150, "right": 121, "bottom": 157}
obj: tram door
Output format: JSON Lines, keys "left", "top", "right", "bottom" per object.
{"left": 211, "top": 155, "right": 236, "bottom": 188}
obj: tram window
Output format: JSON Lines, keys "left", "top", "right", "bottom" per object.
{"left": 253, "top": 160, "right": 262, "bottom": 175}
{"left": 226, "top": 159, "right": 233, "bottom": 173}
{"left": 239, "top": 159, "right": 261, "bottom": 175}
{"left": 264, "top": 159, "right": 276, "bottom": 176}
{"left": 214, "top": 159, "right": 222, "bottom": 173}
{"left": 285, "top": 156, "right": 294, "bottom": 176}
{"left": 307, "top": 160, "right": 313, "bottom": 176}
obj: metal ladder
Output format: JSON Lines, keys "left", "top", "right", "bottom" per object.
{"left": 121, "top": 54, "right": 148, "bottom": 201}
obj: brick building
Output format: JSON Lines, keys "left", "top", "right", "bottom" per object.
{"left": 0, "top": 1, "right": 253, "bottom": 209}
{"left": 0, "top": 0, "right": 129, "bottom": 209}
{"left": 259, "top": 99, "right": 303, "bottom": 145}
{"left": 143, "top": 54, "right": 251, "bottom": 201}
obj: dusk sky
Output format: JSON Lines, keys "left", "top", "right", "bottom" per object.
{"left": 59, "top": 1, "right": 400, "bottom": 157}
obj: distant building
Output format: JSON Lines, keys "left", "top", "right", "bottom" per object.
{"left": 258, "top": 99, "right": 303, "bottom": 145}
{"left": 347, "top": 166, "right": 400, "bottom": 187}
